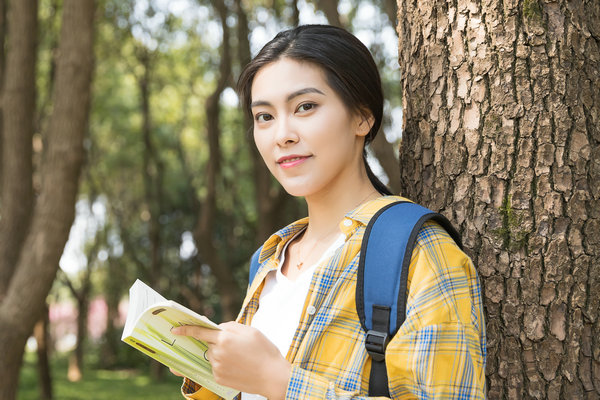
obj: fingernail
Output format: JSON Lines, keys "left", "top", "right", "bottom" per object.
{"left": 171, "top": 327, "right": 182, "bottom": 335}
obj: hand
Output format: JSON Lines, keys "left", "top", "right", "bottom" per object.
{"left": 172, "top": 322, "right": 291, "bottom": 399}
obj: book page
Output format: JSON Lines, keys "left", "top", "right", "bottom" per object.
{"left": 122, "top": 279, "right": 167, "bottom": 339}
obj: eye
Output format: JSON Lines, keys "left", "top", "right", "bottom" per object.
{"left": 255, "top": 113, "right": 273, "bottom": 122}
{"left": 296, "top": 102, "right": 317, "bottom": 113}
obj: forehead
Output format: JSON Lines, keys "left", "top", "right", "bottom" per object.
{"left": 251, "top": 58, "right": 331, "bottom": 101}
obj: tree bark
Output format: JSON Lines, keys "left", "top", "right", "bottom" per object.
{"left": 61, "top": 259, "right": 96, "bottom": 382}
{"left": 0, "top": 0, "right": 8, "bottom": 184}
{"left": 99, "top": 257, "right": 125, "bottom": 368}
{"left": 193, "top": 0, "right": 240, "bottom": 321}
{"left": 33, "top": 306, "right": 53, "bottom": 400}
{"left": 397, "top": 0, "right": 599, "bottom": 398}
{"left": 0, "top": 0, "right": 37, "bottom": 298}
{"left": 0, "top": 1, "right": 95, "bottom": 398}
{"left": 313, "top": 0, "right": 342, "bottom": 27}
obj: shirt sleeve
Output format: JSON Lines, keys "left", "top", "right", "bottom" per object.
{"left": 180, "top": 378, "right": 231, "bottom": 400}
{"left": 284, "top": 222, "right": 487, "bottom": 399}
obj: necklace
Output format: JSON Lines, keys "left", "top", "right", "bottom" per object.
{"left": 293, "top": 227, "right": 339, "bottom": 269}
{"left": 293, "top": 190, "right": 380, "bottom": 270}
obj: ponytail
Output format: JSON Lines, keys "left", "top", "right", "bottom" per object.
{"left": 363, "top": 151, "right": 393, "bottom": 195}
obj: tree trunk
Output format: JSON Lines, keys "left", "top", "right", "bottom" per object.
{"left": 312, "top": 0, "right": 342, "bottom": 27}
{"left": 396, "top": 0, "right": 599, "bottom": 398}
{"left": 66, "top": 296, "right": 84, "bottom": 382}
{"left": 0, "top": 1, "right": 95, "bottom": 398}
{"left": 100, "top": 257, "right": 123, "bottom": 368}
{"left": 62, "top": 269, "right": 93, "bottom": 382}
{"left": 33, "top": 306, "right": 53, "bottom": 400}
{"left": 370, "top": 130, "right": 401, "bottom": 193}
{"left": 0, "top": 0, "right": 37, "bottom": 298}
{"left": 192, "top": 0, "right": 240, "bottom": 321}
{"left": 0, "top": 0, "right": 8, "bottom": 184}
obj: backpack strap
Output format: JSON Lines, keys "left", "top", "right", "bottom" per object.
{"left": 248, "top": 246, "right": 263, "bottom": 287}
{"left": 356, "top": 201, "right": 462, "bottom": 397}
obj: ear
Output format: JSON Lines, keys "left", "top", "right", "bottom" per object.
{"left": 355, "top": 110, "right": 375, "bottom": 138}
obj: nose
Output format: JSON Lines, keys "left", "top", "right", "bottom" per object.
{"left": 274, "top": 116, "right": 299, "bottom": 147}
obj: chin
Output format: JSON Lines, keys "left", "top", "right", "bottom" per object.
{"left": 278, "top": 180, "right": 327, "bottom": 199}
{"left": 281, "top": 185, "right": 311, "bottom": 198}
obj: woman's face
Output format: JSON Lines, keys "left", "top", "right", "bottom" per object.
{"left": 250, "top": 57, "right": 370, "bottom": 198}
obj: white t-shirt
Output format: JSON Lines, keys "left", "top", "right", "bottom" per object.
{"left": 242, "top": 230, "right": 346, "bottom": 400}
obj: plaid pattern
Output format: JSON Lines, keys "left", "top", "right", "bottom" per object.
{"left": 182, "top": 196, "right": 486, "bottom": 399}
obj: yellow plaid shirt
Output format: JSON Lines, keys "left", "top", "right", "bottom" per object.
{"left": 182, "top": 196, "right": 486, "bottom": 399}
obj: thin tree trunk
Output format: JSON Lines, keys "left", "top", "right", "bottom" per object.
{"left": 0, "top": 0, "right": 8, "bottom": 185}
{"left": 0, "top": 1, "right": 95, "bottom": 398}
{"left": 0, "top": 0, "right": 37, "bottom": 298}
{"left": 192, "top": 0, "right": 239, "bottom": 321}
{"left": 313, "top": 0, "right": 342, "bottom": 27}
{"left": 100, "top": 257, "right": 123, "bottom": 368}
{"left": 136, "top": 48, "right": 167, "bottom": 380}
{"left": 61, "top": 265, "right": 95, "bottom": 382}
{"left": 33, "top": 306, "right": 53, "bottom": 400}
{"left": 370, "top": 130, "right": 400, "bottom": 193}
{"left": 290, "top": 0, "right": 300, "bottom": 26}
{"left": 397, "top": 0, "right": 599, "bottom": 398}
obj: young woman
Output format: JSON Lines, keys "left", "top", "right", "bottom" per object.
{"left": 173, "top": 25, "right": 486, "bottom": 399}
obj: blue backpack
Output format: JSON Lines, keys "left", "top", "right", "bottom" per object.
{"left": 248, "top": 200, "right": 462, "bottom": 397}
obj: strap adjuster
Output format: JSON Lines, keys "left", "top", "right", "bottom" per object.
{"left": 365, "top": 330, "right": 389, "bottom": 362}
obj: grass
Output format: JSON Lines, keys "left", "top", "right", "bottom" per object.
{"left": 18, "top": 351, "right": 183, "bottom": 400}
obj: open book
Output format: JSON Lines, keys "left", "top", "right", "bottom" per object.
{"left": 121, "top": 279, "right": 239, "bottom": 400}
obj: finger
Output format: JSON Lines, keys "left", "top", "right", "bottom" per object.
{"left": 169, "top": 367, "right": 184, "bottom": 377}
{"left": 171, "top": 325, "right": 220, "bottom": 343}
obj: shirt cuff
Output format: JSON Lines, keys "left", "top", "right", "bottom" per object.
{"left": 181, "top": 378, "right": 224, "bottom": 400}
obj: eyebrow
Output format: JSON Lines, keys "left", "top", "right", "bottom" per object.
{"left": 250, "top": 87, "right": 325, "bottom": 108}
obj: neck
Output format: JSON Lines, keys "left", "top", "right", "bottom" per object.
{"left": 303, "top": 174, "right": 380, "bottom": 240}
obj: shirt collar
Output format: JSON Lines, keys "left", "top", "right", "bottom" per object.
{"left": 259, "top": 195, "right": 406, "bottom": 264}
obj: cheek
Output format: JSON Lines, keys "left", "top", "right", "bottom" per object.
{"left": 253, "top": 131, "right": 268, "bottom": 158}
{"left": 253, "top": 132, "right": 278, "bottom": 175}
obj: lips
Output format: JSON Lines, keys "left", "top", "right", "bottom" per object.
{"left": 277, "top": 154, "right": 311, "bottom": 168}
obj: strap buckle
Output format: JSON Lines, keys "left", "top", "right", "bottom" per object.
{"left": 365, "top": 330, "right": 389, "bottom": 362}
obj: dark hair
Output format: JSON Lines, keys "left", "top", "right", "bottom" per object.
{"left": 237, "top": 24, "right": 392, "bottom": 195}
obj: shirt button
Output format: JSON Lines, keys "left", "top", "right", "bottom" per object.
{"left": 307, "top": 305, "right": 316, "bottom": 315}
{"left": 343, "top": 219, "right": 353, "bottom": 227}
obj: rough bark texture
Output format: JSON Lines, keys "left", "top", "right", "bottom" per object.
{"left": 396, "top": 0, "right": 599, "bottom": 398}
{"left": 0, "top": 0, "right": 37, "bottom": 298}
{"left": 0, "top": 0, "right": 95, "bottom": 398}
